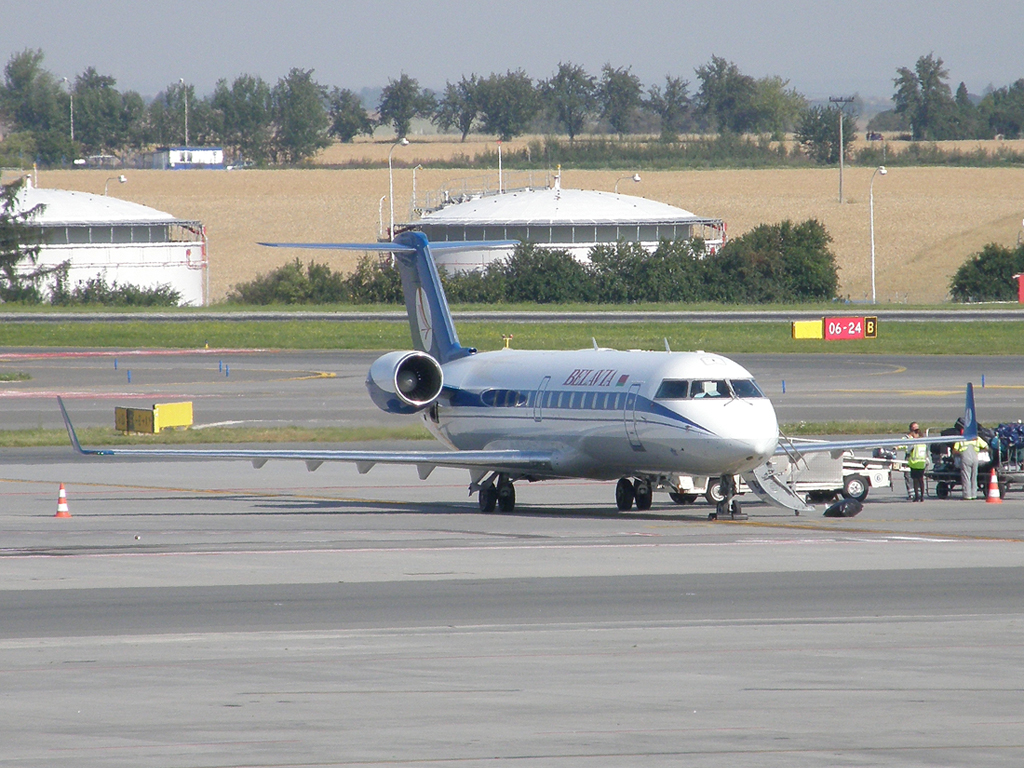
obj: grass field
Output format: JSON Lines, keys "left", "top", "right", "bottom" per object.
{"left": 1, "top": 319, "right": 1022, "bottom": 355}
{"left": 13, "top": 142, "right": 1024, "bottom": 304}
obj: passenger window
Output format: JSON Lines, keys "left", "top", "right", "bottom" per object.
{"left": 655, "top": 380, "right": 690, "bottom": 399}
{"left": 730, "top": 379, "right": 765, "bottom": 398}
{"left": 583, "top": 392, "right": 594, "bottom": 409}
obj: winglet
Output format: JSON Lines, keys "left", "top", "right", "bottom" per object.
{"left": 57, "top": 397, "right": 111, "bottom": 456}
{"left": 962, "top": 383, "right": 978, "bottom": 441}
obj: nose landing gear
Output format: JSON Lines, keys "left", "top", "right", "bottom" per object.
{"left": 709, "top": 474, "right": 746, "bottom": 520}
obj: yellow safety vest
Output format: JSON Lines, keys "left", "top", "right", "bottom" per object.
{"left": 906, "top": 442, "right": 927, "bottom": 470}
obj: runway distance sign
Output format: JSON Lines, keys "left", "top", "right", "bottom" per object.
{"left": 824, "top": 316, "right": 877, "bottom": 340}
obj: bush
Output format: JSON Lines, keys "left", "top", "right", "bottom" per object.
{"left": 223, "top": 222, "right": 839, "bottom": 306}
{"left": 950, "top": 243, "right": 1024, "bottom": 302}
{"left": 50, "top": 273, "right": 181, "bottom": 306}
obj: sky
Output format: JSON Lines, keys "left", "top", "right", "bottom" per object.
{"left": 4, "top": 0, "right": 1023, "bottom": 103}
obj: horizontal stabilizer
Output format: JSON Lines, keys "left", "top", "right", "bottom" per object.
{"left": 258, "top": 242, "right": 416, "bottom": 253}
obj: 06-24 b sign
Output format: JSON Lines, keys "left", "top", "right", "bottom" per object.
{"left": 824, "top": 316, "right": 877, "bottom": 340}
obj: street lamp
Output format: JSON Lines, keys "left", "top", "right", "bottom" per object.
{"left": 388, "top": 137, "right": 409, "bottom": 240}
{"left": 104, "top": 174, "right": 127, "bottom": 195}
{"left": 615, "top": 173, "right": 641, "bottom": 194}
{"left": 378, "top": 195, "right": 386, "bottom": 240}
{"left": 179, "top": 78, "right": 189, "bottom": 147}
{"left": 61, "top": 77, "right": 74, "bottom": 142}
{"left": 869, "top": 165, "right": 887, "bottom": 304}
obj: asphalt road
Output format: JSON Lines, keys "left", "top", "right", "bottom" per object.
{"left": 1, "top": 454, "right": 1024, "bottom": 767}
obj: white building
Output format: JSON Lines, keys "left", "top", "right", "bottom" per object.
{"left": 148, "top": 146, "right": 225, "bottom": 170}
{"left": 412, "top": 175, "right": 725, "bottom": 273}
{"left": 11, "top": 179, "right": 207, "bottom": 305}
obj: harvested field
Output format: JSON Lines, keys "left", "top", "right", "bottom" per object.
{"left": 22, "top": 152, "right": 1024, "bottom": 304}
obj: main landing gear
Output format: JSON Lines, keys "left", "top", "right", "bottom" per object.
{"left": 708, "top": 473, "right": 746, "bottom": 520}
{"left": 478, "top": 473, "right": 516, "bottom": 513}
{"left": 615, "top": 477, "right": 653, "bottom": 511}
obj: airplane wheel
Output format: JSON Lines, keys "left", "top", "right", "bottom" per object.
{"left": 615, "top": 478, "right": 635, "bottom": 511}
{"left": 497, "top": 481, "right": 516, "bottom": 513}
{"left": 634, "top": 479, "right": 653, "bottom": 511}
{"left": 731, "top": 500, "right": 743, "bottom": 516}
{"left": 705, "top": 480, "right": 725, "bottom": 504}
{"left": 479, "top": 485, "right": 497, "bottom": 513}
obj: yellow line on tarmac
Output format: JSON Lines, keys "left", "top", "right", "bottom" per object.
{"left": 832, "top": 389, "right": 960, "bottom": 396}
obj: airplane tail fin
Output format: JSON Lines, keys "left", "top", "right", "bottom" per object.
{"left": 962, "top": 382, "right": 978, "bottom": 441}
{"left": 391, "top": 231, "right": 468, "bottom": 363}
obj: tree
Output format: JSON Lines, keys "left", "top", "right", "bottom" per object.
{"left": 433, "top": 76, "right": 479, "bottom": 141}
{"left": 796, "top": 105, "right": 858, "bottom": 164}
{"left": 0, "top": 177, "right": 62, "bottom": 303}
{"left": 0, "top": 49, "right": 64, "bottom": 133}
{"left": 328, "top": 87, "right": 373, "bottom": 143}
{"left": 892, "top": 53, "right": 958, "bottom": 140}
{"left": 950, "top": 243, "right": 1024, "bottom": 302}
{"left": 599, "top": 64, "right": 643, "bottom": 136}
{"left": 475, "top": 70, "right": 540, "bottom": 141}
{"left": 694, "top": 55, "right": 758, "bottom": 133}
{"left": 543, "top": 62, "right": 596, "bottom": 141}
{"left": 709, "top": 219, "right": 838, "bottom": 303}
{"left": 272, "top": 68, "right": 330, "bottom": 163}
{"left": 980, "top": 79, "right": 1024, "bottom": 139}
{"left": 212, "top": 74, "right": 274, "bottom": 163}
{"left": 377, "top": 74, "right": 434, "bottom": 139}
{"left": 645, "top": 75, "right": 691, "bottom": 140}
{"left": 750, "top": 76, "right": 806, "bottom": 138}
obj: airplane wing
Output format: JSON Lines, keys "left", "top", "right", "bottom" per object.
{"left": 57, "top": 397, "right": 554, "bottom": 477}
{"left": 775, "top": 383, "right": 979, "bottom": 459}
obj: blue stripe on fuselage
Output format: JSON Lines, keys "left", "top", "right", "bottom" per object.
{"left": 440, "top": 385, "right": 715, "bottom": 435}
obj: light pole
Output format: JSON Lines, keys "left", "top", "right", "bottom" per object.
{"left": 179, "top": 78, "right": 189, "bottom": 147}
{"left": 615, "top": 173, "right": 641, "bottom": 194}
{"left": 378, "top": 195, "right": 386, "bottom": 240}
{"left": 62, "top": 77, "right": 74, "bottom": 142}
{"left": 104, "top": 174, "right": 127, "bottom": 195}
{"left": 388, "top": 137, "right": 409, "bottom": 240}
{"left": 869, "top": 165, "right": 887, "bottom": 303}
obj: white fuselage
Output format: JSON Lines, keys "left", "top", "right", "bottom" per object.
{"left": 425, "top": 348, "right": 778, "bottom": 480}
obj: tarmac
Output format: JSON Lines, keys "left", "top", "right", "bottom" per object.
{"left": 1, "top": 350, "right": 1023, "bottom": 766}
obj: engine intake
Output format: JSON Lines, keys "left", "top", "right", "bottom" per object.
{"left": 366, "top": 350, "right": 444, "bottom": 414}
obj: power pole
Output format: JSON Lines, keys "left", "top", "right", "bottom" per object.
{"left": 829, "top": 96, "right": 854, "bottom": 203}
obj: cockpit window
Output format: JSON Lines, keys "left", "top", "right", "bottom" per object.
{"left": 730, "top": 379, "right": 765, "bottom": 398}
{"left": 690, "top": 380, "right": 731, "bottom": 399}
{"left": 654, "top": 380, "right": 689, "bottom": 399}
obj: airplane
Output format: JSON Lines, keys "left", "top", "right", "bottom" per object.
{"left": 57, "top": 230, "right": 978, "bottom": 518}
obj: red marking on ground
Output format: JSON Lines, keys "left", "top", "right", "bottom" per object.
{"left": 0, "top": 348, "right": 268, "bottom": 361}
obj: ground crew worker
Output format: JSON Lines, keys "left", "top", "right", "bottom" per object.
{"left": 904, "top": 423, "right": 927, "bottom": 502}
{"left": 953, "top": 431, "right": 986, "bottom": 500}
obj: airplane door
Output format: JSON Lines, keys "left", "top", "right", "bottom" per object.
{"left": 624, "top": 382, "right": 645, "bottom": 451}
{"left": 534, "top": 376, "right": 551, "bottom": 422}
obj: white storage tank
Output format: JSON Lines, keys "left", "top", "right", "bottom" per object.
{"left": 10, "top": 179, "right": 207, "bottom": 305}
{"left": 413, "top": 174, "right": 725, "bottom": 273}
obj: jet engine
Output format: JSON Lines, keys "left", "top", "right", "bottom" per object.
{"left": 366, "top": 350, "right": 444, "bottom": 414}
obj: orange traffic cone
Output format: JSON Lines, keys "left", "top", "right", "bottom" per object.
{"left": 55, "top": 483, "right": 71, "bottom": 517}
{"left": 986, "top": 469, "right": 1002, "bottom": 504}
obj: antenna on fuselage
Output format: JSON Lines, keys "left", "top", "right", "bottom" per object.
{"left": 592, "top": 337, "right": 599, "bottom": 350}
{"left": 664, "top": 338, "right": 671, "bottom": 352}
